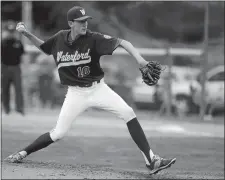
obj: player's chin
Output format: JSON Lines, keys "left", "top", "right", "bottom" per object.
{"left": 80, "top": 29, "right": 87, "bottom": 35}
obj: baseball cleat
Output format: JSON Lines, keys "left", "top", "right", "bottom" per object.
{"left": 146, "top": 155, "right": 176, "bottom": 175}
{"left": 4, "top": 152, "right": 26, "bottom": 163}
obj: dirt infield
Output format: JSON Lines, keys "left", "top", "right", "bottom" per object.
{"left": 1, "top": 111, "right": 224, "bottom": 179}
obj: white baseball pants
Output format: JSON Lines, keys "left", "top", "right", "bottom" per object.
{"left": 50, "top": 79, "right": 136, "bottom": 141}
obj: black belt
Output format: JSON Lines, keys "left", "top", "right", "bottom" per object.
{"left": 77, "top": 80, "right": 100, "bottom": 87}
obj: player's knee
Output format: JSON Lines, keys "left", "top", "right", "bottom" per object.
{"left": 120, "top": 106, "right": 136, "bottom": 123}
{"left": 50, "top": 129, "right": 67, "bottom": 141}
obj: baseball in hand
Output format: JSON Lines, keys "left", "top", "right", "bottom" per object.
{"left": 16, "top": 22, "right": 26, "bottom": 33}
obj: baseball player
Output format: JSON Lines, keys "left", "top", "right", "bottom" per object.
{"left": 5, "top": 6, "right": 176, "bottom": 175}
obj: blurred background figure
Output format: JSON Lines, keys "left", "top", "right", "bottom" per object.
{"left": 35, "top": 54, "right": 55, "bottom": 109}
{"left": 1, "top": 20, "right": 25, "bottom": 115}
{"left": 25, "top": 58, "right": 40, "bottom": 110}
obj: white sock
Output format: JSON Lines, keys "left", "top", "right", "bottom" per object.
{"left": 19, "top": 150, "right": 27, "bottom": 157}
{"left": 141, "top": 149, "right": 155, "bottom": 165}
{"left": 149, "top": 149, "right": 155, "bottom": 160}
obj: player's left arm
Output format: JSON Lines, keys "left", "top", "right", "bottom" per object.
{"left": 94, "top": 33, "right": 148, "bottom": 68}
{"left": 119, "top": 39, "right": 148, "bottom": 68}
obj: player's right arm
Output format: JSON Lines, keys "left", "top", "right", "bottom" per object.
{"left": 16, "top": 22, "right": 45, "bottom": 52}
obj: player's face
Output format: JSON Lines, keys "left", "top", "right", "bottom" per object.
{"left": 71, "top": 20, "right": 88, "bottom": 35}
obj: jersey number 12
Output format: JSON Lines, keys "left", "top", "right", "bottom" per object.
{"left": 77, "top": 66, "right": 90, "bottom": 77}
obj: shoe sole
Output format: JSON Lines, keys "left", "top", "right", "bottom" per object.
{"left": 5, "top": 159, "right": 22, "bottom": 163}
{"left": 4, "top": 153, "right": 24, "bottom": 163}
{"left": 149, "top": 158, "right": 176, "bottom": 175}
{"left": 4, "top": 156, "right": 22, "bottom": 163}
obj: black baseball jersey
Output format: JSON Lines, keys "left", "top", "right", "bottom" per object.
{"left": 40, "top": 29, "right": 121, "bottom": 86}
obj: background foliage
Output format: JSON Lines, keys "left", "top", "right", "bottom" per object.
{"left": 2, "top": 1, "right": 224, "bottom": 44}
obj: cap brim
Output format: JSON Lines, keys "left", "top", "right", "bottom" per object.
{"left": 74, "top": 16, "right": 92, "bottom": 21}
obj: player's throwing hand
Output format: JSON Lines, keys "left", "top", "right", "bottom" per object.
{"left": 16, "top": 22, "right": 27, "bottom": 33}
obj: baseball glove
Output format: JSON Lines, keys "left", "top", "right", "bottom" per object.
{"left": 139, "top": 61, "right": 163, "bottom": 86}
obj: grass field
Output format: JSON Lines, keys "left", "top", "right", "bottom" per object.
{"left": 1, "top": 110, "right": 224, "bottom": 179}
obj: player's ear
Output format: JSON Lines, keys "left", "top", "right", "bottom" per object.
{"left": 68, "top": 21, "right": 73, "bottom": 28}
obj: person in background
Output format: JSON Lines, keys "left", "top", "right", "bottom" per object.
{"left": 1, "top": 21, "right": 25, "bottom": 115}
{"left": 25, "top": 58, "right": 40, "bottom": 110}
{"left": 35, "top": 54, "right": 54, "bottom": 109}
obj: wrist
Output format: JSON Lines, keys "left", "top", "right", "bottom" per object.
{"left": 22, "top": 30, "right": 29, "bottom": 37}
{"left": 139, "top": 60, "right": 148, "bottom": 68}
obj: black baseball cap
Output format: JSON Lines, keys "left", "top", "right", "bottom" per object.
{"left": 67, "top": 6, "right": 92, "bottom": 21}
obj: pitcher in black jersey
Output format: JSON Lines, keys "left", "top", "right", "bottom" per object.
{"left": 5, "top": 6, "right": 176, "bottom": 175}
